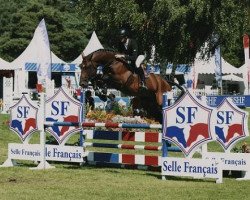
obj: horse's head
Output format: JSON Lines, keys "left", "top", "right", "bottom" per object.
{"left": 79, "top": 50, "right": 116, "bottom": 88}
{"left": 79, "top": 53, "right": 98, "bottom": 88}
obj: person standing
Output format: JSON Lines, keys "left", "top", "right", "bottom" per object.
{"left": 85, "top": 90, "right": 95, "bottom": 110}
{"left": 105, "top": 93, "right": 118, "bottom": 113}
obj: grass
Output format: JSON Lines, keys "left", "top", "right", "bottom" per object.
{"left": 1, "top": 113, "right": 250, "bottom": 200}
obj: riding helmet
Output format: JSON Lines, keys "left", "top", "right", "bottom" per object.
{"left": 119, "top": 28, "right": 128, "bottom": 37}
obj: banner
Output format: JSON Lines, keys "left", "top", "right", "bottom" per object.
{"left": 243, "top": 34, "right": 249, "bottom": 70}
{"left": 35, "top": 19, "right": 51, "bottom": 89}
{"left": 243, "top": 34, "right": 249, "bottom": 94}
{"left": 214, "top": 46, "right": 222, "bottom": 88}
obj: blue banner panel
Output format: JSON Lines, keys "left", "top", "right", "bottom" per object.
{"left": 205, "top": 95, "right": 250, "bottom": 107}
{"left": 25, "top": 63, "right": 78, "bottom": 72}
{"left": 93, "top": 152, "right": 119, "bottom": 163}
{"left": 93, "top": 130, "right": 119, "bottom": 140}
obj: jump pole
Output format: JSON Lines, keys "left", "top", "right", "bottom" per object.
{"left": 79, "top": 89, "right": 85, "bottom": 147}
{"left": 161, "top": 93, "right": 169, "bottom": 159}
{"left": 31, "top": 92, "right": 54, "bottom": 170}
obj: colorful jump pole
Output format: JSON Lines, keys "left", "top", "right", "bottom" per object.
{"left": 161, "top": 93, "right": 168, "bottom": 158}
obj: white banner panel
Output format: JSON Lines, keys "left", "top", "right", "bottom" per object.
{"left": 7, "top": 143, "right": 84, "bottom": 163}
{"left": 162, "top": 157, "right": 222, "bottom": 183}
{"left": 8, "top": 143, "right": 41, "bottom": 161}
{"left": 45, "top": 145, "right": 84, "bottom": 162}
{"left": 203, "top": 152, "right": 250, "bottom": 171}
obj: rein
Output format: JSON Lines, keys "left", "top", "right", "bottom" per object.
{"left": 86, "top": 50, "right": 134, "bottom": 89}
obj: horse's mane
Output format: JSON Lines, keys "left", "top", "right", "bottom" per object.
{"left": 87, "top": 49, "right": 116, "bottom": 56}
{"left": 84, "top": 48, "right": 128, "bottom": 68}
{"left": 83, "top": 49, "right": 117, "bottom": 62}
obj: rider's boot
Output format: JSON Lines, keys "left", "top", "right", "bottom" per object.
{"left": 138, "top": 67, "right": 148, "bottom": 90}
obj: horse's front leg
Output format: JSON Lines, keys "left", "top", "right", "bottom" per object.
{"left": 156, "top": 92, "right": 163, "bottom": 107}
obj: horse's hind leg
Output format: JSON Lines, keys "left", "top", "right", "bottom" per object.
{"left": 139, "top": 95, "right": 162, "bottom": 123}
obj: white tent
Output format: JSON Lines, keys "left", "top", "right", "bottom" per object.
{"left": 11, "top": 38, "right": 66, "bottom": 68}
{"left": 70, "top": 31, "right": 104, "bottom": 85}
{"left": 0, "top": 58, "right": 14, "bottom": 113}
{"left": 194, "top": 55, "right": 242, "bottom": 75}
{"left": 0, "top": 58, "right": 14, "bottom": 70}
{"left": 10, "top": 24, "right": 67, "bottom": 95}
{"left": 71, "top": 31, "right": 104, "bottom": 66}
{"left": 192, "top": 54, "right": 245, "bottom": 93}
{"left": 83, "top": 31, "right": 104, "bottom": 56}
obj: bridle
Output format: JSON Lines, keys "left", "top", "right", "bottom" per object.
{"left": 81, "top": 53, "right": 99, "bottom": 83}
{"left": 81, "top": 50, "right": 128, "bottom": 88}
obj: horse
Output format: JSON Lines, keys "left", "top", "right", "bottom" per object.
{"left": 79, "top": 49, "right": 184, "bottom": 123}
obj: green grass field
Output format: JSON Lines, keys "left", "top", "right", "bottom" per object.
{"left": 1, "top": 113, "right": 250, "bottom": 200}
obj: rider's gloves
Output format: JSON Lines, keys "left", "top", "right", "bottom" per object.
{"left": 115, "top": 54, "right": 125, "bottom": 58}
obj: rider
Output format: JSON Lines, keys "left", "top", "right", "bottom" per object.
{"left": 115, "top": 28, "right": 147, "bottom": 90}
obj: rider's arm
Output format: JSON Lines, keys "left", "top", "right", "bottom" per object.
{"left": 115, "top": 39, "right": 138, "bottom": 61}
{"left": 115, "top": 42, "right": 126, "bottom": 58}
{"left": 124, "top": 39, "right": 138, "bottom": 61}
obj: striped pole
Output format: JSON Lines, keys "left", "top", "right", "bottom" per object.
{"left": 82, "top": 122, "right": 162, "bottom": 129}
{"left": 79, "top": 89, "right": 85, "bottom": 146}
{"left": 85, "top": 142, "right": 181, "bottom": 152}
{"left": 162, "top": 93, "right": 168, "bottom": 158}
{"left": 44, "top": 122, "right": 162, "bottom": 129}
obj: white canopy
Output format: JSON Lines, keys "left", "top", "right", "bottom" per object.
{"left": 193, "top": 55, "right": 242, "bottom": 74}
{"left": 9, "top": 21, "right": 67, "bottom": 95}
{"left": 83, "top": 31, "right": 104, "bottom": 56}
{"left": 11, "top": 30, "right": 66, "bottom": 69}
{"left": 71, "top": 55, "right": 82, "bottom": 66}
{"left": 11, "top": 46, "right": 66, "bottom": 68}
{"left": 71, "top": 31, "right": 104, "bottom": 65}
{"left": 0, "top": 58, "right": 14, "bottom": 70}
{"left": 51, "top": 51, "right": 67, "bottom": 64}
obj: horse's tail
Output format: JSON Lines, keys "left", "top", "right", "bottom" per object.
{"left": 164, "top": 76, "right": 185, "bottom": 102}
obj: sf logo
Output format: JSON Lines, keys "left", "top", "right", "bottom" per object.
{"left": 176, "top": 107, "right": 198, "bottom": 124}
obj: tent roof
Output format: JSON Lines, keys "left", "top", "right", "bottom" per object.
{"left": 0, "top": 57, "right": 15, "bottom": 70}
{"left": 10, "top": 32, "right": 39, "bottom": 68}
{"left": 221, "top": 74, "right": 244, "bottom": 82}
{"left": 193, "top": 55, "right": 242, "bottom": 74}
{"left": 71, "top": 31, "right": 104, "bottom": 65}
{"left": 51, "top": 51, "right": 67, "bottom": 64}
{"left": 10, "top": 25, "right": 66, "bottom": 69}
{"left": 71, "top": 54, "right": 82, "bottom": 65}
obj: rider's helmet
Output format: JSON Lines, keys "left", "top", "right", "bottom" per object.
{"left": 119, "top": 28, "right": 128, "bottom": 38}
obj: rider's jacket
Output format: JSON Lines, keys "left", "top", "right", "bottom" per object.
{"left": 117, "top": 38, "right": 138, "bottom": 68}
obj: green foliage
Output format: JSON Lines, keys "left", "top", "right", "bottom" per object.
{"left": 112, "top": 103, "right": 133, "bottom": 116}
{"left": 0, "top": 0, "right": 89, "bottom": 62}
{"left": 78, "top": 0, "right": 250, "bottom": 67}
{"left": 0, "top": 0, "right": 249, "bottom": 68}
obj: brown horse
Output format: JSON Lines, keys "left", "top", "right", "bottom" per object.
{"left": 79, "top": 49, "right": 184, "bottom": 122}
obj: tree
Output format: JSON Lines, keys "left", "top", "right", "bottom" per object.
{"left": 77, "top": 0, "right": 249, "bottom": 67}
{"left": 0, "top": 0, "right": 89, "bottom": 62}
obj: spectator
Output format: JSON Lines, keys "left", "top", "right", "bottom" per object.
{"left": 85, "top": 90, "right": 95, "bottom": 110}
{"left": 105, "top": 93, "right": 118, "bottom": 113}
